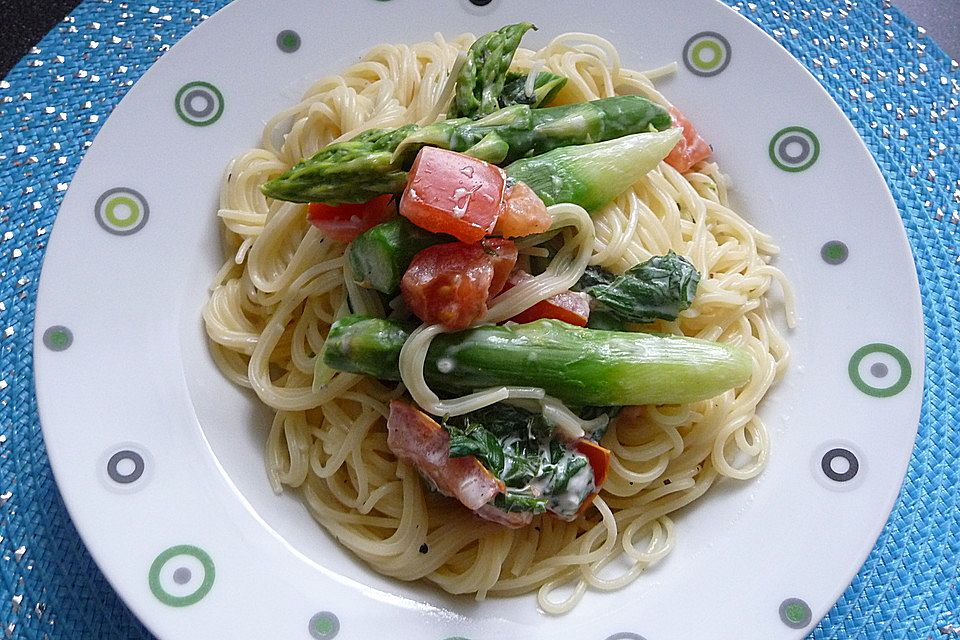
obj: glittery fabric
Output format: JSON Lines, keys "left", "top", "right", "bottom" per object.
{"left": 0, "top": 1, "right": 957, "bottom": 638}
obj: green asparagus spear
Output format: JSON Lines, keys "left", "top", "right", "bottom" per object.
{"left": 401, "top": 95, "right": 671, "bottom": 165}
{"left": 504, "top": 128, "right": 681, "bottom": 212}
{"left": 261, "top": 96, "right": 671, "bottom": 204}
{"left": 451, "top": 22, "right": 535, "bottom": 119}
{"left": 347, "top": 219, "right": 451, "bottom": 294}
{"left": 322, "top": 315, "right": 413, "bottom": 380}
{"left": 499, "top": 71, "right": 567, "bottom": 108}
{"left": 261, "top": 125, "right": 418, "bottom": 204}
{"left": 323, "top": 316, "right": 752, "bottom": 406}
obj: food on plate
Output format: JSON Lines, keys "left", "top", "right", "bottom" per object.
{"left": 203, "top": 23, "right": 794, "bottom": 613}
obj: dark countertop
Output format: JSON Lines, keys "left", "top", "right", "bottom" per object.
{"left": 0, "top": 0, "right": 958, "bottom": 80}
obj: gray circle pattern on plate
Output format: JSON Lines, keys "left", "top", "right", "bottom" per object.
{"left": 682, "top": 31, "right": 732, "bottom": 77}
{"left": 94, "top": 187, "right": 150, "bottom": 235}
{"left": 106, "top": 449, "right": 146, "bottom": 484}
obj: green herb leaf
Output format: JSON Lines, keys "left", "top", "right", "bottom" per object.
{"left": 577, "top": 251, "right": 701, "bottom": 324}
{"left": 494, "top": 491, "right": 548, "bottom": 514}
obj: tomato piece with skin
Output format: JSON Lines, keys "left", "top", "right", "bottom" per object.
{"left": 664, "top": 106, "right": 713, "bottom": 174}
{"left": 504, "top": 271, "right": 591, "bottom": 327}
{"left": 386, "top": 400, "right": 504, "bottom": 511}
{"left": 486, "top": 237, "right": 518, "bottom": 297}
{"left": 574, "top": 438, "right": 612, "bottom": 515}
{"left": 493, "top": 181, "right": 553, "bottom": 239}
{"left": 400, "top": 146, "right": 506, "bottom": 243}
{"left": 306, "top": 194, "right": 394, "bottom": 243}
{"left": 401, "top": 238, "right": 518, "bottom": 330}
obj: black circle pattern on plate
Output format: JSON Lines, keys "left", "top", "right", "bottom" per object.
{"left": 469, "top": 0, "right": 493, "bottom": 5}
{"left": 821, "top": 448, "right": 860, "bottom": 483}
{"left": 106, "top": 449, "right": 146, "bottom": 484}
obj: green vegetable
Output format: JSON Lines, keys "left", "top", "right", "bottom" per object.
{"left": 347, "top": 219, "right": 450, "bottom": 294}
{"left": 261, "top": 96, "right": 672, "bottom": 204}
{"left": 259, "top": 125, "right": 417, "bottom": 205}
{"left": 323, "top": 316, "right": 753, "bottom": 406}
{"left": 585, "top": 308, "right": 626, "bottom": 331}
{"left": 499, "top": 70, "right": 567, "bottom": 108}
{"left": 494, "top": 491, "right": 549, "bottom": 513}
{"left": 445, "top": 404, "right": 590, "bottom": 514}
{"left": 451, "top": 22, "right": 535, "bottom": 119}
{"left": 578, "top": 252, "right": 701, "bottom": 324}
{"left": 321, "top": 315, "right": 412, "bottom": 380}
{"left": 504, "top": 128, "right": 682, "bottom": 212}
{"left": 406, "top": 95, "right": 670, "bottom": 165}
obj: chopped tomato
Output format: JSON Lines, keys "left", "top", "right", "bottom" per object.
{"left": 401, "top": 238, "right": 518, "bottom": 330}
{"left": 306, "top": 194, "right": 394, "bottom": 243}
{"left": 486, "top": 237, "right": 517, "bottom": 297}
{"left": 575, "top": 438, "right": 611, "bottom": 488}
{"left": 399, "top": 146, "right": 505, "bottom": 243}
{"left": 386, "top": 400, "right": 504, "bottom": 511}
{"left": 503, "top": 271, "right": 591, "bottom": 327}
{"left": 493, "top": 181, "right": 552, "bottom": 238}
{"left": 574, "top": 438, "right": 612, "bottom": 515}
{"left": 664, "top": 106, "right": 712, "bottom": 173}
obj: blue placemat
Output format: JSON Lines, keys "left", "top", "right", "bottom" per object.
{"left": 1, "top": 1, "right": 958, "bottom": 638}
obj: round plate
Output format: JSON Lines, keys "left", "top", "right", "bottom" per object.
{"left": 33, "top": 1, "right": 924, "bottom": 638}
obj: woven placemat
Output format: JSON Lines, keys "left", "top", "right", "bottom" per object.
{"left": 1, "top": 1, "right": 958, "bottom": 638}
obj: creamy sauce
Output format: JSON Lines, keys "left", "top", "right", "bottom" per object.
{"left": 547, "top": 462, "right": 595, "bottom": 518}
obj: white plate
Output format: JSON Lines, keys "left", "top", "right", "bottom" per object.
{"left": 33, "top": 1, "right": 924, "bottom": 638}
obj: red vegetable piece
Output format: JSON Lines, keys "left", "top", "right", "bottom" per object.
{"left": 504, "top": 271, "right": 591, "bottom": 327}
{"left": 664, "top": 106, "right": 712, "bottom": 173}
{"left": 306, "top": 194, "right": 394, "bottom": 243}
{"left": 401, "top": 238, "right": 518, "bottom": 330}
{"left": 386, "top": 400, "right": 504, "bottom": 511}
{"left": 485, "top": 238, "right": 518, "bottom": 297}
{"left": 494, "top": 181, "right": 552, "bottom": 239}
{"left": 399, "top": 146, "right": 506, "bottom": 243}
{"left": 574, "top": 438, "right": 612, "bottom": 515}
{"left": 575, "top": 438, "right": 611, "bottom": 488}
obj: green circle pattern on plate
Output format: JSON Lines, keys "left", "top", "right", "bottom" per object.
{"left": 769, "top": 126, "right": 820, "bottom": 172}
{"left": 308, "top": 611, "right": 340, "bottom": 639}
{"left": 821, "top": 240, "right": 849, "bottom": 265}
{"left": 94, "top": 188, "right": 149, "bottom": 235}
{"left": 276, "top": 29, "right": 301, "bottom": 53}
{"left": 848, "top": 343, "right": 912, "bottom": 397}
{"left": 148, "top": 545, "right": 215, "bottom": 607}
{"left": 682, "top": 31, "right": 731, "bottom": 77}
{"left": 780, "top": 598, "right": 812, "bottom": 629}
{"left": 174, "top": 81, "right": 225, "bottom": 126}
{"left": 42, "top": 325, "right": 73, "bottom": 351}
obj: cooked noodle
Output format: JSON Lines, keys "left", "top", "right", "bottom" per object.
{"left": 202, "top": 30, "right": 793, "bottom": 612}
